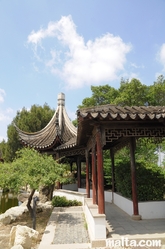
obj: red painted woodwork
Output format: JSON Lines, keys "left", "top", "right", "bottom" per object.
{"left": 130, "top": 137, "right": 139, "bottom": 215}
{"left": 92, "top": 145, "right": 97, "bottom": 204}
{"left": 96, "top": 127, "right": 105, "bottom": 214}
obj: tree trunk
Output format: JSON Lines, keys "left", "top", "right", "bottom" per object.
{"left": 39, "top": 184, "right": 55, "bottom": 202}
{"left": 26, "top": 189, "right": 35, "bottom": 228}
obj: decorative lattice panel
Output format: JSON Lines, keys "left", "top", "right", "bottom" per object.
{"left": 105, "top": 127, "right": 165, "bottom": 143}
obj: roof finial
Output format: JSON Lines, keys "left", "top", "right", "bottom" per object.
{"left": 58, "top": 93, "right": 65, "bottom": 106}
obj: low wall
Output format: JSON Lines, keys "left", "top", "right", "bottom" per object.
{"left": 53, "top": 189, "right": 87, "bottom": 205}
{"left": 113, "top": 193, "right": 133, "bottom": 216}
{"left": 113, "top": 193, "right": 165, "bottom": 219}
{"left": 62, "top": 183, "right": 78, "bottom": 191}
{"left": 84, "top": 198, "right": 106, "bottom": 246}
{"left": 139, "top": 201, "right": 165, "bottom": 219}
{"left": 78, "top": 188, "right": 165, "bottom": 219}
{"left": 78, "top": 188, "right": 112, "bottom": 203}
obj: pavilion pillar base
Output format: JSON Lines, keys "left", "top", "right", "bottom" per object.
{"left": 131, "top": 214, "right": 141, "bottom": 220}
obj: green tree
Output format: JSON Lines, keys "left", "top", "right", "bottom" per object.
{"left": 1, "top": 103, "right": 54, "bottom": 162}
{"left": 147, "top": 75, "right": 165, "bottom": 106}
{"left": 115, "top": 78, "right": 148, "bottom": 106}
{"left": 0, "top": 147, "right": 68, "bottom": 229}
{"left": 79, "top": 76, "right": 165, "bottom": 109}
{"left": 78, "top": 84, "right": 119, "bottom": 108}
{"left": 0, "top": 139, "right": 7, "bottom": 160}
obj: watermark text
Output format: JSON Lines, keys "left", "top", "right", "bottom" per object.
{"left": 106, "top": 237, "right": 162, "bottom": 248}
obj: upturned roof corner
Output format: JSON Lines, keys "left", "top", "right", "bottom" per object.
{"left": 15, "top": 93, "right": 77, "bottom": 151}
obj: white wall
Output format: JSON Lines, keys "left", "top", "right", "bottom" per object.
{"left": 113, "top": 193, "right": 133, "bottom": 216}
{"left": 78, "top": 188, "right": 165, "bottom": 219}
{"left": 84, "top": 198, "right": 106, "bottom": 241}
{"left": 139, "top": 201, "right": 165, "bottom": 219}
{"left": 105, "top": 191, "right": 112, "bottom": 203}
{"left": 113, "top": 193, "right": 165, "bottom": 219}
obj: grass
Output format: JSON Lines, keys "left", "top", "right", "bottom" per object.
{"left": 82, "top": 212, "right": 88, "bottom": 230}
{"left": 0, "top": 207, "right": 53, "bottom": 249}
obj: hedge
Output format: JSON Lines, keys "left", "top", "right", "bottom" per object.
{"left": 115, "top": 161, "right": 165, "bottom": 201}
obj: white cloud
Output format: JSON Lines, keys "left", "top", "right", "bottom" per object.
{"left": 0, "top": 112, "right": 11, "bottom": 141}
{"left": 0, "top": 107, "right": 15, "bottom": 141}
{"left": 157, "top": 43, "right": 165, "bottom": 70}
{"left": 131, "top": 63, "right": 144, "bottom": 69}
{"left": 27, "top": 15, "right": 132, "bottom": 88}
{"left": 6, "top": 107, "right": 14, "bottom": 114}
{"left": 0, "top": 89, "right": 6, "bottom": 102}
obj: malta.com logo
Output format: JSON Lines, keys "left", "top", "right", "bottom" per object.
{"left": 106, "top": 237, "right": 162, "bottom": 248}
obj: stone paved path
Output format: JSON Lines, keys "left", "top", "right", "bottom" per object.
{"left": 53, "top": 206, "right": 90, "bottom": 244}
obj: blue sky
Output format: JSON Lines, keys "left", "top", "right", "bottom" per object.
{"left": 0, "top": 0, "right": 165, "bottom": 141}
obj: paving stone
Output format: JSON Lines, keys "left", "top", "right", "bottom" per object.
{"left": 53, "top": 210, "right": 89, "bottom": 244}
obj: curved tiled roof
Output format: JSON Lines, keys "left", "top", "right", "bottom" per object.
{"left": 55, "top": 137, "right": 77, "bottom": 151}
{"left": 77, "top": 105, "right": 165, "bottom": 120}
{"left": 77, "top": 105, "right": 165, "bottom": 147}
{"left": 15, "top": 93, "right": 77, "bottom": 150}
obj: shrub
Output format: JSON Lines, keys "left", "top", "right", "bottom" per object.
{"left": 52, "top": 195, "right": 82, "bottom": 207}
{"left": 115, "top": 161, "right": 165, "bottom": 201}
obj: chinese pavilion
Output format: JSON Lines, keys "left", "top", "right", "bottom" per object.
{"left": 16, "top": 92, "right": 165, "bottom": 220}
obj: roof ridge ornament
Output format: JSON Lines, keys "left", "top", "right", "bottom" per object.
{"left": 58, "top": 92, "right": 65, "bottom": 106}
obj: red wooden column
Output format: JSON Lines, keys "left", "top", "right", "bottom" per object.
{"left": 96, "top": 126, "right": 105, "bottom": 214}
{"left": 85, "top": 150, "right": 90, "bottom": 198}
{"left": 130, "top": 137, "right": 141, "bottom": 219}
{"left": 92, "top": 144, "right": 97, "bottom": 204}
{"left": 77, "top": 157, "right": 81, "bottom": 188}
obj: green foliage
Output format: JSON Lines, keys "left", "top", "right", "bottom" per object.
{"left": 147, "top": 75, "right": 165, "bottom": 105}
{"left": 72, "top": 119, "right": 78, "bottom": 127}
{"left": 79, "top": 75, "right": 165, "bottom": 109}
{"left": 135, "top": 138, "right": 158, "bottom": 164}
{"left": 0, "top": 147, "right": 68, "bottom": 193}
{"left": 115, "top": 78, "right": 148, "bottom": 106}
{"left": 0, "top": 140, "right": 7, "bottom": 160}
{"left": 103, "top": 151, "right": 111, "bottom": 187}
{"left": 102, "top": 147, "right": 131, "bottom": 187}
{"left": 52, "top": 195, "right": 82, "bottom": 207}
{"left": 115, "top": 160, "right": 165, "bottom": 201}
{"left": 15, "top": 103, "right": 54, "bottom": 133}
{"left": 81, "top": 171, "right": 86, "bottom": 179}
{"left": 62, "top": 170, "right": 76, "bottom": 184}
{"left": 78, "top": 84, "right": 119, "bottom": 108}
